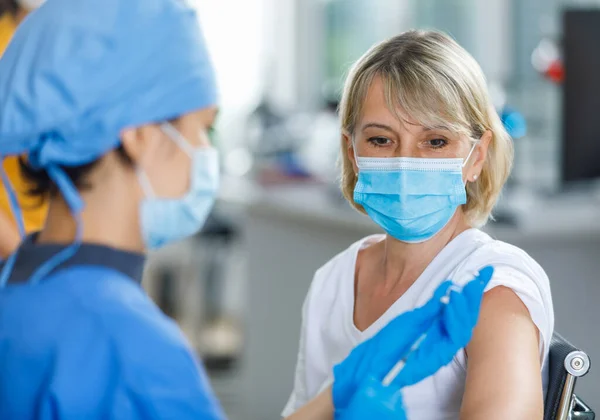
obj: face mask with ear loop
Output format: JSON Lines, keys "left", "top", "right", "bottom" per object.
{"left": 137, "top": 123, "right": 219, "bottom": 250}
{"left": 353, "top": 140, "right": 479, "bottom": 243}
{"left": 0, "top": 123, "right": 220, "bottom": 285}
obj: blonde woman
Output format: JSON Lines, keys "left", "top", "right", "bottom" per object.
{"left": 284, "top": 31, "right": 553, "bottom": 419}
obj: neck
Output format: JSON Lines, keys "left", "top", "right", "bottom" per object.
{"left": 37, "top": 184, "right": 144, "bottom": 254}
{"left": 379, "top": 210, "right": 471, "bottom": 290}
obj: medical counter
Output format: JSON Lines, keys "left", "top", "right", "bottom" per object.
{"left": 217, "top": 178, "right": 600, "bottom": 420}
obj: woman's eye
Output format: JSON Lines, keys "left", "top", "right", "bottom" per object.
{"left": 367, "top": 137, "right": 391, "bottom": 147}
{"left": 428, "top": 138, "right": 448, "bottom": 148}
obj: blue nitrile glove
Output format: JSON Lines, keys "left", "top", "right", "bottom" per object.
{"left": 341, "top": 377, "right": 407, "bottom": 420}
{"left": 335, "top": 266, "right": 494, "bottom": 420}
{"left": 390, "top": 266, "right": 494, "bottom": 389}
{"left": 332, "top": 280, "right": 454, "bottom": 417}
{"left": 501, "top": 106, "right": 527, "bottom": 139}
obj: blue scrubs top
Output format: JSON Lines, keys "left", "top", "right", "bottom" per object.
{"left": 0, "top": 238, "right": 226, "bottom": 420}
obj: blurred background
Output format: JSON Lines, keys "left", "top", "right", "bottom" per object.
{"left": 5, "top": 0, "right": 600, "bottom": 418}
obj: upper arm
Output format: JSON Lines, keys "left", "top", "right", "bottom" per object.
{"left": 461, "top": 286, "right": 544, "bottom": 420}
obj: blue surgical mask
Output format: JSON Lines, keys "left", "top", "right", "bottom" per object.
{"left": 354, "top": 145, "right": 476, "bottom": 243}
{"left": 137, "top": 123, "right": 219, "bottom": 250}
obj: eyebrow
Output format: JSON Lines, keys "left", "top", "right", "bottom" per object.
{"left": 423, "top": 125, "right": 452, "bottom": 132}
{"left": 361, "top": 122, "right": 452, "bottom": 134}
{"left": 361, "top": 122, "right": 396, "bottom": 133}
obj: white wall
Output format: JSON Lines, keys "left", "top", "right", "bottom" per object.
{"left": 190, "top": 0, "right": 270, "bottom": 151}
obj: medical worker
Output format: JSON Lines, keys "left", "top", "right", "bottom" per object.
{"left": 0, "top": 0, "right": 47, "bottom": 258}
{"left": 283, "top": 31, "right": 554, "bottom": 419}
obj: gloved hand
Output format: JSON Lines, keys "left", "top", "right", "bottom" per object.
{"left": 392, "top": 266, "right": 494, "bottom": 388}
{"left": 340, "top": 377, "right": 407, "bottom": 420}
{"left": 332, "top": 280, "right": 453, "bottom": 417}
{"left": 333, "top": 266, "right": 494, "bottom": 419}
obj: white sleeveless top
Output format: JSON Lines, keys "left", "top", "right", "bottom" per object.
{"left": 282, "top": 229, "right": 554, "bottom": 419}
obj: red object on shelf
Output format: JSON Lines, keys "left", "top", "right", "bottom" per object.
{"left": 545, "top": 60, "right": 565, "bottom": 84}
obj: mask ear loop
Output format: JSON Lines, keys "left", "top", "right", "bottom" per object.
{"left": 139, "top": 123, "right": 205, "bottom": 201}
{"left": 461, "top": 140, "right": 480, "bottom": 169}
{"left": 0, "top": 156, "right": 26, "bottom": 288}
{"left": 462, "top": 139, "right": 481, "bottom": 187}
{"left": 138, "top": 122, "right": 184, "bottom": 200}
{"left": 161, "top": 122, "right": 195, "bottom": 157}
{"left": 136, "top": 168, "right": 156, "bottom": 199}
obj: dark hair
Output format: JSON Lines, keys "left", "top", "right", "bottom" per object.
{"left": 18, "top": 145, "right": 133, "bottom": 199}
{"left": 0, "top": 0, "right": 19, "bottom": 17}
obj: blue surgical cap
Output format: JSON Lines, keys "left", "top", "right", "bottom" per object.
{"left": 0, "top": 0, "right": 218, "bottom": 285}
{"left": 0, "top": 0, "right": 218, "bottom": 170}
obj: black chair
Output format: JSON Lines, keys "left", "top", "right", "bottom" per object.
{"left": 545, "top": 332, "right": 594, "bottom": 420}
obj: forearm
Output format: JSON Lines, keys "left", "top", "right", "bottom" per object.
{"left": 0, "top": 210, "right": 20, "bottom": 258}
{"left": 285, "top": 386, "right": 334, "bottom": 420}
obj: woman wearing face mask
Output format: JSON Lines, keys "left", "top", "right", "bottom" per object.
{"left": 0, "top": 0, "right": 47, "bottom": 258}
{"left": 283, "top": 31, "right": 554, "bottom": 419}
{"left": 0, "top": 1, "right": 489, "bottom": 419}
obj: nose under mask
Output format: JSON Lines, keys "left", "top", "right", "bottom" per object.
{"left": 353, "top": 143, "right": 477, "bottom": 243}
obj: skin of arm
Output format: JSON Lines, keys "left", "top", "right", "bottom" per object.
{"left": 283, "top": 285, "right": 543, "bottom": 420}
{"left": 285, "top": 387, "right": 334, "bottom": 420}
{"left": 461, "top": 286, "right": 544, "bottom": 420}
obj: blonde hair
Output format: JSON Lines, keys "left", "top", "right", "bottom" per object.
{"left": 339, "top": 30, "right": 513, "bottom": 227}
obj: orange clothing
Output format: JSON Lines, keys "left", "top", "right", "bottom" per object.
{"left": 0, "top": 12, "right": 17, "bottom": 52}
{"left": 0, "top": 12, "right": 48, "bottom": 233}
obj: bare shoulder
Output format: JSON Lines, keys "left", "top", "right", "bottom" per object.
{"left": 461, "top": 286, "right": 544, "bottom": 419}
{"left": 479, "top": 286, "right": 535, "bottom": 325}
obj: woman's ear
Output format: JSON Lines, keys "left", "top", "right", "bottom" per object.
{"left": 120, "top": 127, "right": 143, "bottom": 166}
{"left": 469, "top": 130, "right": 492, "bottom": 181}
{"left": 344, "top": 132, "right": 358, "bottom": 175}
{"left": 120, "top": 125, "right": 162, "bottom": 167}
